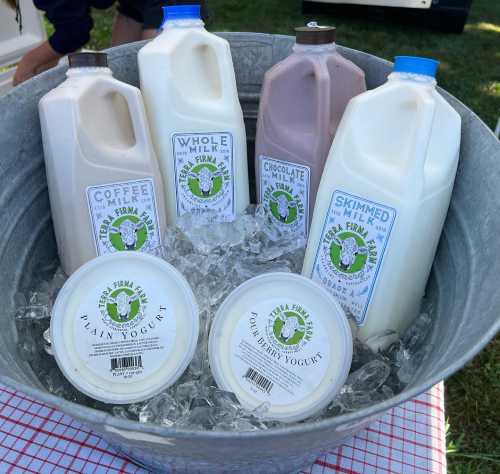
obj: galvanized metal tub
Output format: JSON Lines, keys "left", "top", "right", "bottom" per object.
{"left": 0, "top": 33, "right": 498, "bottom": 473}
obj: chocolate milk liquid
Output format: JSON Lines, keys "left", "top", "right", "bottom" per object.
{"left": 255, "top": 24, "right": 366, "bottom": 238}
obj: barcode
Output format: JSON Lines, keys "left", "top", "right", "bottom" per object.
{"left": 244, "top": 367, "right": 274, "bottom": 393}
{"left": 110, "top": 356, "right": 142, "bottom": 371}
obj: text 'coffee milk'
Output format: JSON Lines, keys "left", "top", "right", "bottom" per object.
{"left": 39, "top": 52, "right": 167, "bottom": 275}
{"left": 303, "top": 57, "right": 461, "bottom": 350}
{"left": 255, "top": 23, "right": 366, "bottom": 238}
{"left": 138, "top": 3, "right": 249, "bottom": 225}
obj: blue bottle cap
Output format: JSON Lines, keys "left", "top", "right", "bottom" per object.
{"left": 162, "top": 4, "right": 201, "bottom": 23}
{"left": 393, "top": 56, "right": 439, "bottom": 78}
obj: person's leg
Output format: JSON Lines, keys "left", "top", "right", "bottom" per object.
{"left": 111, "top": 13, "right": 143, "bottom": 46}
{"left": 142, "top": 0, "right": 162, "bottom": 40}
{"left": 142, "top": 28, "right": 157, "bottom": 40}
{"left": 112, "top": 0, "right": 145, "bottom": 46}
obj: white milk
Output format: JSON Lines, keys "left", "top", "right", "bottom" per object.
{"left": 39, "top": 53, "right": 167, "bottom": 276}
{"left": 302, "top": 57, "right": 461, "bottom": 350}
{"left": 138, "top": 4, "right": 249, "bottom": 225}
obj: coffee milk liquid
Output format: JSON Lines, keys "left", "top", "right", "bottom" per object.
{"left": 255, "top": 24, "right": 366, "bottom": 238}
{"left": 138, "top": 4, "right": 249, "bottom": 225}
{"left": 302, "top": 57, "right": 461, "bottom": 350}
{"left": 39, "top": 52, "right": 167, "bottom": 275}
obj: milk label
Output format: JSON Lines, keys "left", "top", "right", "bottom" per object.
{"left": 75, "top": 278, "right": 175, "bottom": 383}
{"left": 230, "top": 299, "right": 329, "bottom": 405}
{"left": 173, "top": 132, "right": 235, "bottom": 221}
{"left": 87, "top": 179, "right": 161, "bottom": 255}
{"left": 259, "top": 156, "right": 310, "bottom": 237}
{"left": 311, "top": 190, "right": 396, "bottom": 325}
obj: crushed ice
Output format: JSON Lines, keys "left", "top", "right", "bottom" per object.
{"left": 14, "top": 206, "right": 434, "bottom": 430}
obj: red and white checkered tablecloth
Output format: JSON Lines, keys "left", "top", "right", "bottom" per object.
{"left": 0, "top": 383, "right": 446, "bottom": 474}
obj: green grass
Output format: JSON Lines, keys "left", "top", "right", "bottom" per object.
{"left": 46, "top": 0, "right": 499, "bottom": 471}
{"left": 445, "top": 336, "right": 499, "bottom": 474}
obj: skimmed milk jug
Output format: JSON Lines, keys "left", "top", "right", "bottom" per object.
{"left": 256, "top": 23, "right": 365, "bottom": 239}
{"left": 302, "top": 56, "right": 461, "bottom": 349}
{"left": 138, "top": 3, "right": 249, "bottom": 224}
{"left": 39, "top": 52, "right": 167, "bottom": 275}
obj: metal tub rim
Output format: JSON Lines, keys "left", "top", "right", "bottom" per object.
{"left": 2, "top": 34, "right": 499, "bottom": 444}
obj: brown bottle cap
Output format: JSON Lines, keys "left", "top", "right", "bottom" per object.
{"left": 68, "top": 52, "right": 108, "bottom": 68}
{"left": 295, "top": 23, "right": 336, "bottom": 45}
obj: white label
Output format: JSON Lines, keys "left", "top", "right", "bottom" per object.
{"left": 230, "top": 299, "right": 330, "bottom": 406}
{"left": 86, "top": 178, "right": 162, "bottom": 255}
{"left": 311, "top": 190, "right": 396, "bottom": 325}
{"left": 75, "top": 277, "right": 175, "bottom": 383}
{"left": 259, "top": 156, "right": 310, "bottom": 238}
{"left": 173, "top": 132, "right": 235, "bottom": 221}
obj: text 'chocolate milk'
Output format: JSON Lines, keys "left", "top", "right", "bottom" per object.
{"left": 255, "top": 23, "right": 366, "bottom": 238}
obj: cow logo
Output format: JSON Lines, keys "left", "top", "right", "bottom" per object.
{"left": 269, "top": 190, "right": 298, "bottom": 225}
{"left": 329, "top": 231, "right": 368, "bottom": 274}
{"left": 174, "top": 133, "right": 235, "bottom": 220}
{"left": 266, "top": 304, "right": 313, "bottom": 353}
{"left": 188, "top": 163, "right": 223, "bottom": 199}
{"left": 106, "top": 288, "right": 140, "bottom": 323}
{"left": 99, "top": 281, "right": 148, "bottom": 331}
{"left": 109, "top": 215, "right": 148, "bottom": 251}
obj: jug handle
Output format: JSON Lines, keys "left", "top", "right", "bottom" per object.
{"left": 106, "top": 82, "right": 152, "bottom": 158}
{"left": 315, "top": 62, "right": 330, "bottom": 148}
{"left": 82, "top": 79, "right": 152, "bottom": 160}
{"left": 403, "top": 89, "right": 436, "bottom": 193}
{"left": 212, "top": 41, "right": 238, "bottom": 104}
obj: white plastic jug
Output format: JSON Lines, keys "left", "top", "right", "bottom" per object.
{"left": 39, "top": 52, "right": 167, "bottom": 276}
{"left": 138, "top": 4, "right": 249, "bottom": 225}
{"left": 302, "top": 56, "right": 461, "bottom": 349}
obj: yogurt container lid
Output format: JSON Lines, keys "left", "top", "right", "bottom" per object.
{"left": 51, "top": 252, "right": 199, "bottom": 404}
{"left": 208, "top": 272, "right": 352, "bottom": 423}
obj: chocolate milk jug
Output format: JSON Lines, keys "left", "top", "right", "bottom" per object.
{"left": 255, "top": 23, "right": 366, "bottom": 238}
{"left": 39, "top": 53, "right": 167, "bottom": 275}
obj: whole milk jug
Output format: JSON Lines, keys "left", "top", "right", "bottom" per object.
{"left": 255, "top": 23, "right": 366, "bottom": 239}
{"left": 39, "top": 52, "right": 167, "bottom": 275}
{"left": 302, "top": 56, "right": 461, "bottom": 349}
{"left": 138, "top": 3, "right": 249, "bottom": 225}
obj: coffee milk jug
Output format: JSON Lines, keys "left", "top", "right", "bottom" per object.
{"left": 138, "top": 3, "right": 249, "bottom": 225}
{"left": 39, "top": 52, "right": 167, "bottom": 275}
{"left": 255, "top": 23, "right": 366, "bottom": 238}
{"left": 302, "top": 57, "right": 461, "bottom": 349}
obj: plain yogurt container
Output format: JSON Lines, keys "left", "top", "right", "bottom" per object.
{"left": 51, "top": 252, "right": 199, "bottom": 404}
{"left": 208, "top": 272, "right": 352, "bottom": 422}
